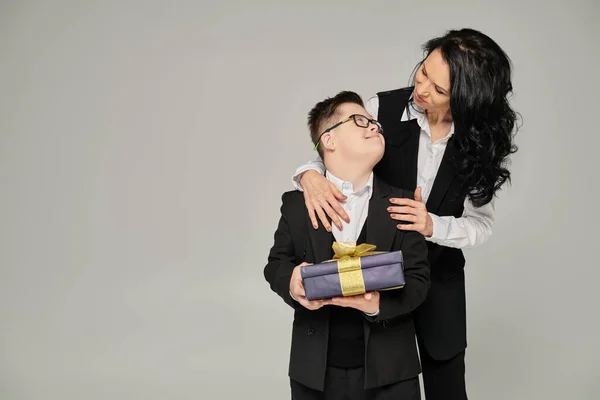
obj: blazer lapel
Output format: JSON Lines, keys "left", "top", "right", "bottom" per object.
{"left": 305, "top": 213, "right": 334, "bottom": 263}
{"left": 366, "top": 177, "right": 398, "bottom": 252}
{"left": 425, "top": 135, "right": 459, "bottom": 214}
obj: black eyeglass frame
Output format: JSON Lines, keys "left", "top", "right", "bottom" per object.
{"left": 313, "top": 114, "right": 383, "bottom": 151}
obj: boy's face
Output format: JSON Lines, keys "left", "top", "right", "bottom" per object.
{"left": 323, "top": 103, "right": 385, "bottom": 165}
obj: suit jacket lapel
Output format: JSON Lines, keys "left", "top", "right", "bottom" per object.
{"left": 366, "top": 177, "right": 398, "bottom": 252}
{"left": 306, "top": 213, "right": 334, "bottom": 263}
{"left": 425, "top": 135, "right": 459, "bottom": 213}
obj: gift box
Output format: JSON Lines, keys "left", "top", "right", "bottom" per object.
{"left": 300, "top": 242, "right": 405, "bottom": 301}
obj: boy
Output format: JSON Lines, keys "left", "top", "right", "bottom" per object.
{"left": 264, "top": 91, "right": 430, "bottom": 399}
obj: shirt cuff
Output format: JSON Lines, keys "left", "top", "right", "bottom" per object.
{"left": 291, "top": 165, "right": 325, "bottom": 191}
{"left": 425, "top": 212, "right": 448, "bottom": 243}
{"left": 364, "top": 309, "right": 380, "bottom": 317}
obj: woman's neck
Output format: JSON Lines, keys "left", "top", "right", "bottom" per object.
{"left": 426, "top": 108, "right": 453, "bottom": 126}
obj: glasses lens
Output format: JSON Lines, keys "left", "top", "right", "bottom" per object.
{"left": 353, "top": 115, "right": 369, "bottom": 128}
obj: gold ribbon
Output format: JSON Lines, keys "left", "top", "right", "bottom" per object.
{"left": 331, "top": 242, "right": 382, "bottom": 259}
{"left": 326, "top": 242, "right": 385, "bottom": 297}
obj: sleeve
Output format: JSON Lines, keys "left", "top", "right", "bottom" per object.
{"left": 263, "top": 193, "right": 302, "bottom": 309}
{"left": 291, "top": 156, "right": 325, "bottom": 192}
{"left": 426, "top": 196, "right": 496, "bottom": 249}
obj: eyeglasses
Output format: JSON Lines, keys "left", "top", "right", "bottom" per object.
{"left": 313, "top": 114, "right": 383, "bottom": 151}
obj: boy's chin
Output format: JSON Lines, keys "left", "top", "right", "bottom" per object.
{"left": 338, "top": 148, "right": 383, "bottom": 165}
{"left": 358, "top": 151, "right": 384, "bottom": 166}
{"left": 365, "top": 147, "right": 384, "bottom": 160}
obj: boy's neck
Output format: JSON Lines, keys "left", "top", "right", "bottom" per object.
{"left": 324, "top": 158, "right": 374, "bottom": 192}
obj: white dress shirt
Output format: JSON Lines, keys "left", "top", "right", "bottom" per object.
{"left": 292, "top": 95, "right": 495, "bottom": 250}
{"left": 291, "top": 171, "right": 379, "bottom": 316}
{"left": 326, "top": 171, "right": 373, "bottom": 244}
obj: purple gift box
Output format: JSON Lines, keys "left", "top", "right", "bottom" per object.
{"left": 300, "top": 251, "right": 405, "bottom": 301}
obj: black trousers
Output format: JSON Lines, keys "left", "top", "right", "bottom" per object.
{"left": 418, "top": 342, "right": 467, "bottom": 400}
{"left": 290, "top": 366, "right": 421, "bottom": 400}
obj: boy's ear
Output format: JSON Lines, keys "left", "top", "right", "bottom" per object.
{"left": 321, "top": 132, "right": 335, "bottom": 152}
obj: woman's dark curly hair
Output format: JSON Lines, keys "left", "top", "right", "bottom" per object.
{"left": 409, "top": 28, "right": 520, "bottom": 207}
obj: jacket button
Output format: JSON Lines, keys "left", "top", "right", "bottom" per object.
{"left": 307, "top": 328, "right": 315, "bottom": 336}
{"left": 381, "top": 320, "right": 389, "bottom": 328}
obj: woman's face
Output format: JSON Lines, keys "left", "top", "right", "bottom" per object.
{"left": 413, "top": 48, "right": 451, "bottom": 114}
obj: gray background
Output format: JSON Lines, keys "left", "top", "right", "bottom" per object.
{"left": 1, "top": 0, "right": 598, "bottom": 399}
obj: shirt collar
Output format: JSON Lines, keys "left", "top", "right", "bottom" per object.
{"left": 325, "top": 171, "right": 374, "bottom": 199}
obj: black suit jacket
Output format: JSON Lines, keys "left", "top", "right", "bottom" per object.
{"left": 264, "top": 176, "right": 430, "bottom": 391}
{"left": 375, "top": 87, "right": 470, "bottom": 360}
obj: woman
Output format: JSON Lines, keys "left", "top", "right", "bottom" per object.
{"left": 291, "top": 28, "right": 518, "bottom": 400}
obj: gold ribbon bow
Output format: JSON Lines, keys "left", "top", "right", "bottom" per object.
{"left": 327, "top": 242, "right": 385, "bottom": 297}
{"left": 331, "top": 242, "right": 382, "bottom": 259}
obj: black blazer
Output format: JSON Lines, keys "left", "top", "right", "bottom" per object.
{"left": 264, "top": 176, "right": 430, "bottom": 391}
{"left": 375, "top": 87, "right": 470, "bottom": 360}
